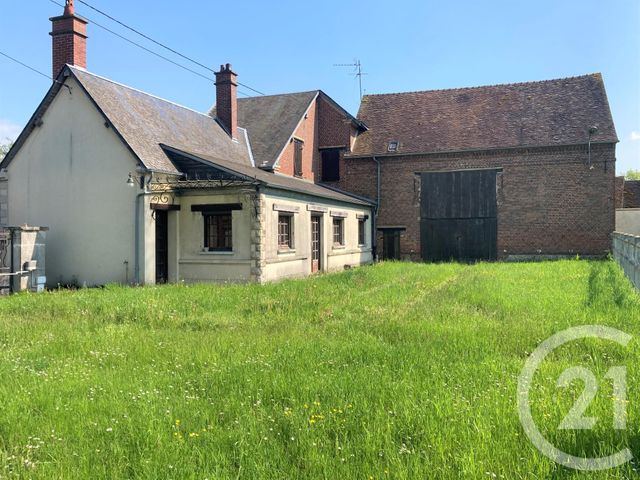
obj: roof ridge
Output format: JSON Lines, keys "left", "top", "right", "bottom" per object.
{"left": 238, "top": 90, "right": 319, "bottom": 100}
{"left": 362, "top": 73, "right": 603, "bottom": 98}
{"left": 68, "top": 65, "right": 214, "bottom": 120}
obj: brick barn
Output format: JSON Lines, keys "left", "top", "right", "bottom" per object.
{"left": 332, "top": 75, "right": 618, "bottom": 261}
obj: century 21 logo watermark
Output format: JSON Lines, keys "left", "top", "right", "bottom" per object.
{"left": 517, "top": 325, "right": 634, "bottom": 471}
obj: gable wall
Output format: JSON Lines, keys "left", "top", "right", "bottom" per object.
{"left": 342, "top": 144, "right": 616, "bottom": 259}
{"left": 275, "top": 96, "right": 357, "bottom": 183}
{"left": 276, "top": 98, "right": 319, "bottom": 181}
{"left": 317, "top": 96, "right": 351, "bottom": 149}
{"left": 5, "top": 77, "right": 141, "bottom": 286}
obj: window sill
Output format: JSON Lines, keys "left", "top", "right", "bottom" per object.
{"left": 277, "top": 248, "right": 296, "bottom": 255}
{"left": 200, "top": 250, "right": 234, "bottom": 255}
{"left": 332, "top": 244, "right": 346, "bottom": 250}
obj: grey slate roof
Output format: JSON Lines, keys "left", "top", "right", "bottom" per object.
{"left": 211, "top": 91, "right": 319, "bottom": 169}
{"left": 69, "top": 67, "right": 252, "bottom": 173}
{"left": 350, "top": 73, "right": 618, "bottom": 157}
{"left": 162, "top": 145, "right": 374, "bottom": 207}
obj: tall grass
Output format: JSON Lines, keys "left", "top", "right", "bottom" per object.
{"left": 0, "top": 260, "right": 638, "bottom": 479}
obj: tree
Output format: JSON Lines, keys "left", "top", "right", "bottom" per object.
{"left": 0, "top": 139, "right": 13, "bottom": 161}
{"left": 625, "top": 169, "right": 640, "bottom": 180}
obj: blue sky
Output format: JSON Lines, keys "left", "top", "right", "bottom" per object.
{"left": 1, "top": 0, "right": 638, "bottom": 173}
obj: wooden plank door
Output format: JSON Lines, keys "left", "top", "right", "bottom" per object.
{"left": 311, "top": 215, "right": 321, "bottom": 273}
{"left": 382, "top": 229, "right": 402, "bottom": 260}
{"left": 155, "top": 210, "right": 169, "bottom": 284}
{"left": 420, "top": 169, "right": 498, "bottom": 262}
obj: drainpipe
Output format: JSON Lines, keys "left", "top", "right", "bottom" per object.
{"left": 9, "top": 227, "right": 14, "bottom": 294}
{"left": 134, "top": 174, "right": 151, "bottom": 285}
{"left": 372, "top": 156, "right": 381, "bottom": 261}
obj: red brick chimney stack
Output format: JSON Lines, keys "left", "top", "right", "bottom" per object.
{"left": 50, "top": 0, "right": 88, "bottom": 78}
{"left": 214, "top": 64, "right": 238, "bottom": 140}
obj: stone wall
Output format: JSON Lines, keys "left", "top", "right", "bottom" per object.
{"left": 612, "top": 232, "right": 640, "bottom": 290}
{"left": 0, "top": 226, "right": 47, "bottom": 295}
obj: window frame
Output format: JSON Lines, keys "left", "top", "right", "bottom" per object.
{"left": 358, "top": 218, "right": 366, "bottom": 246}
{"left": 332, "top": 217, "right": 345, "bottom": 247}
{"left": 293, "top": 138, "right": 304, "bottom": 178}
{"left": 204, "top": 212, "right": 233, "bottom": 252}
{"left": 277, "top": 213, "right": 295, "bottom": 251}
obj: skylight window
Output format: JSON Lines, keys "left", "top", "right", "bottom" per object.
{"left": 387, "top": 141, "right": 399, "bottom": 153}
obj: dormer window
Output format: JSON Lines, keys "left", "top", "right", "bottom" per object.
{"left": 387, "top": 141, "right": 399, "bottom": 153}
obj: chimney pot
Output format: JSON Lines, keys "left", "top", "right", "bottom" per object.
{"left": 50, "top": 0, "right": 88, "bottom": 78}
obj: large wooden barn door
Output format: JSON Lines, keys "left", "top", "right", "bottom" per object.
{"left": 420, "top": 169, "right": 497, "bottom": 262}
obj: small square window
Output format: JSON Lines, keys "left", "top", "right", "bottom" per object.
{"left": 387, "top": 141, "right": 399, "bottom": 153}
{"left": 332, "top": 218, "right": 344, "bottom": 246}
{"left": 278, "top": 214, "right": 294, "bottom": 250}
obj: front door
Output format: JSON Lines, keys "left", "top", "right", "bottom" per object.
{"left": 382, "top": 229, "right": 402, "bottom": 260}
{"left": 155, "top": 210, "right": 169, "bottom": 284}
{"left": 311, "top": 215, "right": 322, "bottom": 273}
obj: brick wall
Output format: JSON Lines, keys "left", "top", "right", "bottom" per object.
{"left": 276, "top": 98, "right": 319, "bottom": 181}
{"left": 317, "top": 97, "right": 351, "bottom": 148}
{"left": 623, "top": 180, "right": 640, "bottom": 208}
{"left": 276, "top": 95, "right": 356, "bottom": 184}
{"left": 50, "top": 15, "right": 87, "bottom": 78}
{"left": 341, "top": 143, "right": 616, "bottom": 259}
{"left": 615, "top": 176, "right": 625, "bottom": 208}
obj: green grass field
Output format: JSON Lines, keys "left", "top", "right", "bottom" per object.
{"left": 0, "top": 260, "right": 638, "bottom": 479}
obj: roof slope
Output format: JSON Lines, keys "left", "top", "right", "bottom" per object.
{"left": 350, "top": 73, "right": 618, "bottom": 157}
{"left": 69, "top": 67, "right": 253, "bottom": 172}
{"left": 162, "top": 145, "right": 374, "bottom": 206}
{"left": 212, "top": 91, "right": 318, "bottom": 169}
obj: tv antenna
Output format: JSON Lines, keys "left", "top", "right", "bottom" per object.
{"left": 334, "top": 59, "right": 367, "bottom": 100}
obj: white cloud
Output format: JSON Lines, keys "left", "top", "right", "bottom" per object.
{"left": 0, "top": 119, "right": 23, "bottom": 142}
{"left": 631, "top": 131, "right": 640, "bottom": 141}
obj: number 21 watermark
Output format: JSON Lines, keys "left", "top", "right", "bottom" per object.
{"left": 517, "top": 325, "right": 634, "bottom": 471}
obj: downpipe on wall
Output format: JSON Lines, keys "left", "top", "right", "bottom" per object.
{"left": 373, "top": 156, "right": 381, "bottom": 261}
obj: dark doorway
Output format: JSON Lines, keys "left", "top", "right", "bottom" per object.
{"left": 420, "top": 169, "right": 498, "bottom": 262}
{"left": 311, "top": 215, "right": 322, "bottom": 273}
{"left": 381, "top": 229, "right": 402, "bottom": 260}
{"left": 320, "top": 148, "right": 341, "bottom": 182}
{"left": 155, "top": 210, "right": 169, "bottom": 284}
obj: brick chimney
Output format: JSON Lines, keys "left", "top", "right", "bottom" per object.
{"left": 214, "top": 64, "right": 238, "bottom": 139}
{"left": 50, "top": 0, "right": 88, "bottom": 78}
